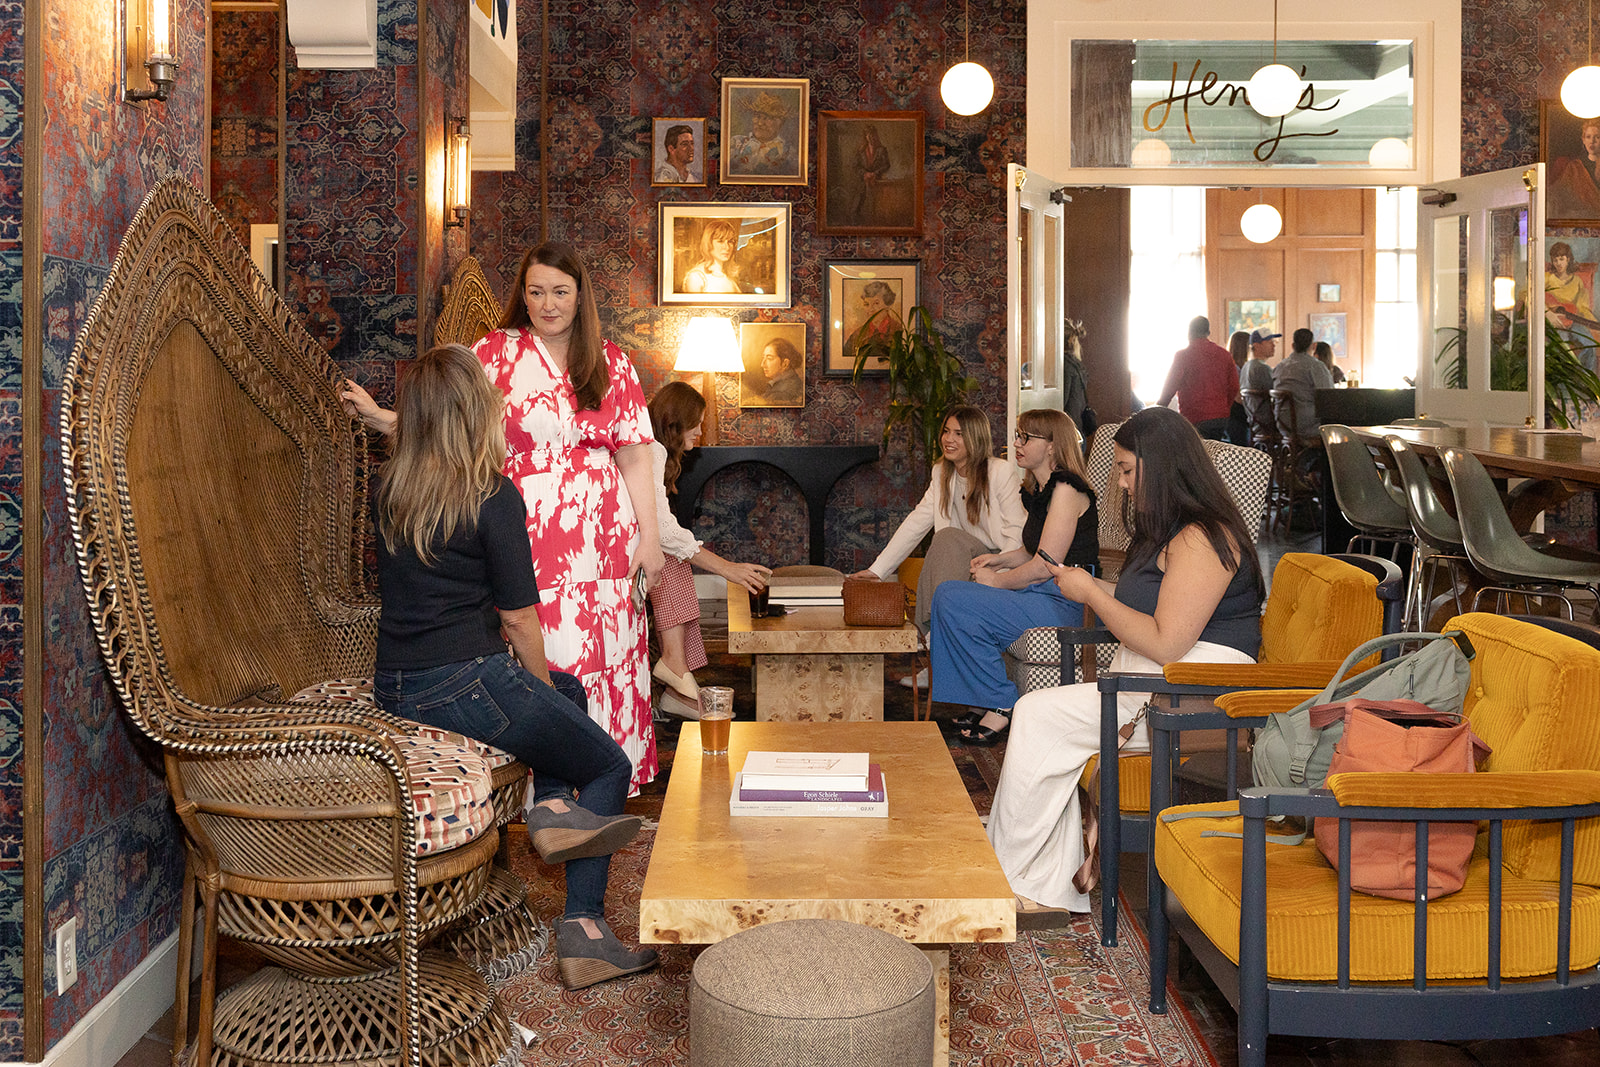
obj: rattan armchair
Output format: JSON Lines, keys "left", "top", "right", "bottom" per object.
{"left": 59, "top": 178, "right": 516, "bottom": 1067}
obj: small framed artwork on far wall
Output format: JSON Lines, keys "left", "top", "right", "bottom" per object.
{"left": 822, "top": 259, "right": 918, "bottom": 376}
{"left": 658, "top": 202, "right": 792, "bottom": 308}
{"left": 1226, "top": 299, "right": 1278, "bottom": 340}
{"left": 1318, "top": 283, "right": 1341, "bottom": 302}
{"left": 720, "top": 78, "right": 809, "bottom": 185}
{"left": 739, "top": 322, "right": 807, "bottom": 408}
{"left": 817, "top": 111, "right": 925, "bottom": 235}
{"left": 651, "top": 118, "right": 707, "bottom": 186}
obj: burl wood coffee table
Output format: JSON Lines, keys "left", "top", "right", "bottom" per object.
{"left": 639, "top": 720, "right": 1015, "bottom": 1066}
{"left": 727, "top": 578, "right": 919, "bottom": 721}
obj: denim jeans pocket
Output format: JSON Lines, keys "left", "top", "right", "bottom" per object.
{"left": 409, "top": 674, "right": 512, "bottom": 743}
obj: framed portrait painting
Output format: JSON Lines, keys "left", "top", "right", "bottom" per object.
{"left": 1226, "top": 299, "right": 1278, "bottom": 341}
{"left": 1308, "top": 312, "right": 1348, "bottom": 362}
{"left": 822, "top": 259, "right": 918, "bottom": 377}
{"left": 658, "top": 202, "right": 792, "bottom": 308}
{"left": 739, "top": 322, "right": 807, "bottom": 408}
{"left": 818, "top": 112, "right": 924, "bottom": 235}
{"left": 651, "top": 118, "right": 707, "bottom": 186}
{"left": 1542, "top": 100, "right": 1600, "bottom": 226}
{"left": 720, "top": 78, "right": 809, "bottom": 185}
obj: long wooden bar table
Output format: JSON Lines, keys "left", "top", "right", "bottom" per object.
{"left": 639, "top": 720, "right": 1015, "bottom": 1066}
{"left": 1351, "top": 424, "right": 1600, "bottom": 531}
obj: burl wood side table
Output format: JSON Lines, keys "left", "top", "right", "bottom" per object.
{"left": 727, "top": 579, "right": 919, "bottom": 721}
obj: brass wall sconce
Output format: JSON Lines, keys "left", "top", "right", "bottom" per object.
{"left": 445, "top": 120, "right": 472, "bottom": 229}
{"left": 123, "top": 0, "right": 178, "bottom": 103}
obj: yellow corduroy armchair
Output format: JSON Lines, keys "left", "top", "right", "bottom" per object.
{"left": 1093, "top": 550, "right": 1403, "bottom": 942}
{"left": 1148, "top": 612, "right": 1600, "bottom": 1067}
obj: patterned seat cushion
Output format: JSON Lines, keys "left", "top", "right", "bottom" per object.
{"left": 289, "top": 677, "right": 510, "bottom": 853}
{"left": 391, "top": 733, "right": 496, "bottom": 856}
{"left": 288, "top": 677, "right": 519, "bottom": 769}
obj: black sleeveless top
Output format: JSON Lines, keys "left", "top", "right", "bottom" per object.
{"left": 1021, "top": 469, "right": 1099, "bottom": 569}
{"left": 1112, "top": 538, "right": 1262, "bottom": 658}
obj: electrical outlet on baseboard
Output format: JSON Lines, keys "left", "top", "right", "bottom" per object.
{"left": 54, "top": 917, "right": 77, "bottom": 993}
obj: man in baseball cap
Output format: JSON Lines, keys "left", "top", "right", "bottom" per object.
{"left": 1240, "top": 328, "right": 1279, "bottom": 393}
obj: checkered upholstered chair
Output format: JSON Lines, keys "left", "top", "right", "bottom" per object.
{"left": 59, "top": 178, "right": 517, "bottom": 1067}
{"left": 1149, "top": 613, "right": 1600, "bottom": 1066}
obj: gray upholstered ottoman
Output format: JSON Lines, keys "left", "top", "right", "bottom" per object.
{"left": 689, "top": 918, "right": 935, "bottom": 1067}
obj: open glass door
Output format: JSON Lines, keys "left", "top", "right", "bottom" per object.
{"left": 1416, "top": 165, "right": 1545, "bottom": 430}
{"left": 1007, "top": 164, "right": 1069, "bottom": 440}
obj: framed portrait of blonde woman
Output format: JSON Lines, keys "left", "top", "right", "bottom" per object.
{"left": 658, "top": 202, "right": 792, "bottom": 308}
{"left": 720, "top": 78, "right": 809, "bottom": 185}
{"left": 739, "top": 322, "right": 807, "bottom": 408}
{"left": 822, "top": 259, "right": 917, "bottom": 377}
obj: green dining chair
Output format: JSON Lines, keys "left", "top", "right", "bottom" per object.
{"left": 1439, "top": 445, "right": 1600, "bottom": 619}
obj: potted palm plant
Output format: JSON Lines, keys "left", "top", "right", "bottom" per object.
{"left": 849, "top": 305, "right": 980, "bottom": 465}
{"left": 1434, "top": 318, "right": 1600, "bottom": 428}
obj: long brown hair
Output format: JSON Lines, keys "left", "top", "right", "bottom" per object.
{"left": 937, "top": 405, "right": 994, "bottom": 526}
{"left": 648, "top": 381, "right": 706, "bottom": 494}
{"left": 376, "top": 344, "right": 507, "bottom": 565}
{"left": 498, "top": 241, "right": 608, "bottom": 411}
{"left": 1112, "top": 407, "right": 1262, "bottom": 596}
{"left": 1017, "top": 409, "right": 1087, "bottom": 492}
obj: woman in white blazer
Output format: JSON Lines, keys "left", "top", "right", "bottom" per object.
{"left": 847, "top": 405, "right": 1025, "bottom": 636}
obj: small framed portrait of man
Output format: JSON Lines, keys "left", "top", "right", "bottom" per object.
{"left": 823, "top": 259, "right": 919, "bottom": 376}
{"left": 1541, "top": 100, "right": 1600, "bottom": 226}
{"left": 818, "top": 111, "right": 924, "bottom": 235}
{"left": 651, "top": 118, "right": 706, "bottom": 186}
{"left": 720, "top": 78, "right": 809, "bottom": 186}
{"left": 739, "top": 322, "right": 807, "bottom": 408}
{"left": 659, "top": 202, "right": 792, "bottom": 308}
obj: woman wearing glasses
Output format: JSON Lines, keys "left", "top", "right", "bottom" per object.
{"left": 931, "top": 410, "right": 1099, "bottom": 745}
{"left": 846, "top": 405, "right": 1025, "bottom": 636}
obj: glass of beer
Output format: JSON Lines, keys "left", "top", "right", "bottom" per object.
{"left": 750, "top": 584, "right": 772, "bottom": 618}
{"left": 700, "top": 686, "right": 734, "bottom": 756}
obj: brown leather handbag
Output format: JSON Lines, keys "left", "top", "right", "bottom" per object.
{"left": 842, "top": 579, "right": 907, "bottom": 627}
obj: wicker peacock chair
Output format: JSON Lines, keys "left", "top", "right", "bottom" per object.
{"left": 59, "top": 177, "right": 517, "bottom": 1067}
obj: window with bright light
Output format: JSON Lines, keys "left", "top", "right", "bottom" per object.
{"left": 1127, "top": 187, "right": 1207, "bottom": 403}
{"left": 1370, "top": 186, "right": 1419, "bottom": 386}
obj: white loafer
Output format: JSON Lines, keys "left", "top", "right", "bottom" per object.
{"left": 897, "top": 667, "right": 930, "bottom": 689}
{"left": 652, "top": 661, "right": 699, "bottom": 699}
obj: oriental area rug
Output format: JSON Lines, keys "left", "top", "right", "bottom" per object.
{"left": 494, "top": 742, "right": 1221, "bottom": 1067}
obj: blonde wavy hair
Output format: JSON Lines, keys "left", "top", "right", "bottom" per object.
{"left": 937, "top": 405, "right": 995, "bottom": 526}
{"left": 375, "top": 344, "right": 508, "bottom": 565}
{"left": 1016, "top": 408, "right": 1087, "bottom": 492}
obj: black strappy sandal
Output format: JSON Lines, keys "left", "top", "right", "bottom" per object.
{"left": 951, "top": 708, "right": 984, "bottom": 729}
{"left": 960, "top": 708, "right": 1012, "bottom": 746}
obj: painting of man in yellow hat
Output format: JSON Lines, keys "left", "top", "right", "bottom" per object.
{"left": 721, "top": 78, "right": 809, "bottom": 185}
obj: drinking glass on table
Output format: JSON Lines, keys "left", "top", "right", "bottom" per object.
{"left": 700, "top": 686, "right": 734, "bottom": 755}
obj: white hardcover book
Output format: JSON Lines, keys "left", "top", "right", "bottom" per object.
{"left": 729, "top": 773, "right": 888, "bottom": 818}
{"left": 740, "top": 751, "right": 871, "bottom": 792}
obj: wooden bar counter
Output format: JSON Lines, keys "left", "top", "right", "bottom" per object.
{"left": 639, "top": 720, "right": 1015, "bottom": 1066}
{"left": 727, "top": 578, "right": 919, "bottom": 721}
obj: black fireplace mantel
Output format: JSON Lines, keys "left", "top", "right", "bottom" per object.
{"left": 669, "top": 445, "right": 882, "bottom": 565}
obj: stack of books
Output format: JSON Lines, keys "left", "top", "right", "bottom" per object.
{"left": 730, "top": 750, "right": 887, "bottom": 818}
{"left": 766, "top": 582, "right": 844, "bottom": 608}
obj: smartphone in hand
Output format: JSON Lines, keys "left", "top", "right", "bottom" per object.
{"left": 1037, "top": 549, "right": 1060, "bottom": 567}
{"left": 630, "top": 569, "right": 648, "bottom": 610}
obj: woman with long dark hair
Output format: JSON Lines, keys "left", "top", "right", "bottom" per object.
{"left": 370, "top": 344, "right": 657, "bottom": 990}
{"left": 987, "top": 407, "right": 1264, "bottom": 919}
{"left": 344, "top": 241, "right": 664, "bottom": 793}
{"left": 645, "top": 381, "right": 770, "bottom": 715}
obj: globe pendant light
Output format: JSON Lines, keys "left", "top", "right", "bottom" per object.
{"left": 941, "top": 0, "right": 993, "bottom": 115}
{"left": 1241, "top": 199, "right": 1283, "bottom": 244}
{"left": 1564, "top": 0, "right": 1600, "bottom": 118}
{"left": 1247, "top": 0, "right": 1303, "bottom": 119}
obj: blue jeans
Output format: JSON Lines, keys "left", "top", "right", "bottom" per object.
{"left": 928, "top": 578, "right": 1085, "bottom": 709}
{"left": 374, "top": 654, "right": 632, "bottom": 919}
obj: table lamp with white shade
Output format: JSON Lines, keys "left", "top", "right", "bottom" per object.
{"left": 674, "top": 315, "right": 744, "bottom": 445}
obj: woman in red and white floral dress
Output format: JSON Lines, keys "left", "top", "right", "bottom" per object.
{"left": 344, "top": 242, "right": 664, "bottom": 792}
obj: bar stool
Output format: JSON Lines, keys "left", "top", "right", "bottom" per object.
{"left": 1270, "top": 391, "right": 1323, "bottom": 530}
{"left": 1439, "top": 446, "right": 1600, "bottom": 619}
{"left": 1384, "top": 434, "right": 1472, "bottom": 631}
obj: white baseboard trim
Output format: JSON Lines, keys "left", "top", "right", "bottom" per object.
{"left": 1, "top": 930, "right": 181, "bottom": 1067}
